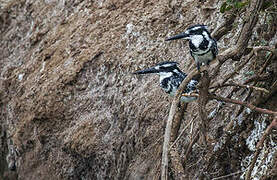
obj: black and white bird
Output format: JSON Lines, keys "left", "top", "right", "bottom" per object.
{"left": 166, "top": 24, "right": 218, "bottom": 71}
{"left": 133, "top": 61, "right": 198, "bottom": 102}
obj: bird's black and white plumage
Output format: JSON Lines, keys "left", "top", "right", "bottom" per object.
{"left": 133, "top": 61, "right": 198, "bottom": 102}
{"left": 166, "top": 24, "right": 218, "bottom": 70}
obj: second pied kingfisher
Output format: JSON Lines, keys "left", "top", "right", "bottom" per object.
{"left": 166, "top": 24, "right": 218, "bottom": 71}
{"left": 133, "top": 61, "right": 198, "bottom": 103}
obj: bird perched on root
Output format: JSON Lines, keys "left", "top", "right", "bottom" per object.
{"left": 165, "top": 24, "right": 218, "bottom": 71}
{"left": 133, "top": 61, "right": 199, "bottom": 103}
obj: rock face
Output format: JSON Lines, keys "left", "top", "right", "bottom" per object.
{"left": 0, "top": 0, "right": 276, "bottom": 179}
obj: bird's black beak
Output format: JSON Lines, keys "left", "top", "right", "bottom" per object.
{"left": 165, "top": 32, "right": 189, "bottom": 41}
{"left": 133, "top": 67, "right": 159, "bottom": 74}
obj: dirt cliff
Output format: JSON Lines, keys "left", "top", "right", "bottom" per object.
{"left": 0, "top": 0, "right": 276, "bottom": 179}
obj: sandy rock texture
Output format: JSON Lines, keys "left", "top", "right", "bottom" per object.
{"left": 0, "top": 0, "right": 276, "bottom": 179}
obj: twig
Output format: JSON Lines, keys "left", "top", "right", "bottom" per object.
{"left": 250, "top": 46, "right": 275, "bottom": 56}
{"left": 258, "top": 51, "right": 273, "bottom": 74}
{"left": 170, "top": 103, "right": 186, "bottom": 143}
{"left": 210, "top": 83, "right": 270, "bottom": 93}
{"left": 245, "top": 116, "right": 277, "bottom": 180}
{"left": 169, "top": 103, "right": 187, "bottom": 178}
{"left": 215, "top": 55, "right": 254, "bottom": 90}
{"left": 183, "top": 130, "right": 200, "bottom": 164}
{"left": 211, "top": 46, "right": 255, "bottom": 92}
{"left": 211, "top": 0, "right": 264, "bottom": 79}
{"left": 161, "top": 101, "right": 174, "bottom": 180}
{"left": 209, "top": 94, "right": 277, "bottom": 116}
{"left": 244, "top": 49, "right": 276, "bottom": 84}
{"left": 169, "top": 117, "right": 195, "bottom": 150}
{"left": 235, "top": 48, "right": 276, "bottom": 117}
{"left": 187, "top": 156, "right": 203, "bottom": 168}
{"left": 197, "top": 70, "right": 211, "bottom": 145}
{"left": 161, "top": 1, "right": 266, "bottom": 178}
{"left": 211, "top": 47, "right": 273, "bottom": 120}
{"left": 169, "top": 148, "right": 186, "bottom": 179}
{"left": 254, "top": 79, "right": 277, "bottom": 107}
{"left": 211, "top": 47, "right": 274, "bottom": 120}
{"left": 212, "top": 170, "right": 245, "bottom": 180}
{"left": 236, "top": 86, "right": 255, "bottom": 118}
{"left": 244, "top": 73, "right": 272, "bottom": 84}
{"left": 145, "top": 135, "right": 164, "bottom": 151}
{"left": 235, "top": 0, "right": 264, "bottom": 57}
{"left": 212, "top": 14, "right": 237, "bottom": 41}
{"left": 161, "top": 68, "right": 200, "bottom": 180}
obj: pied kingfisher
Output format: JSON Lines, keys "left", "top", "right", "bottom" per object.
{"left": 166, "top": 24, "right": 218, "bottom": 71}
{"left": 133, "top": 61, "right": 198, "bottom": 103}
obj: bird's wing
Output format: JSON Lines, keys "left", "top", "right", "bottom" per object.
{"left": 212, "top": 39, "right": 218, "bottom": 57}
{"left": 184, "top": 80, "right": 198, "bottom": 93}
{"left": 160, "top": 78, "right": 172, "bottom": 94}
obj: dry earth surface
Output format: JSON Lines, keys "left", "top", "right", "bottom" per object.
{"left": 0, "top": 0, "right": 276, "bottom": 179}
